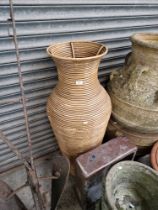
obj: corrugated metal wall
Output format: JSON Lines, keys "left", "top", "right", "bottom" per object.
{"left": 0, "top": 0, "right": 158, "bottom": 172}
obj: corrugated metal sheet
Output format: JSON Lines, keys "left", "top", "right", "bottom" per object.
{"left": 0, "top": 0, "right": 158, "bottom": 172}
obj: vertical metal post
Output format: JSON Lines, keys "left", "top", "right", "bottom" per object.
{"left": 9, "top": 0, "right": 34, "bottom": 170}
{"left": 9, "top": 1, "right": 45, "bottom": 209}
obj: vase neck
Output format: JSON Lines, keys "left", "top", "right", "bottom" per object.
{"left": 132, "top": 43, "right": 158, "bottom": 67}
{"left": 54, "top": 58, "right": 102, "bottom": 99}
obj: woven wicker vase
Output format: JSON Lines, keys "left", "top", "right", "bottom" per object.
{"left": 47, "top": 41, "right": 111, "bottom": 173}
{"left": 109, "top": 33, "right": 158, "bottom": 133}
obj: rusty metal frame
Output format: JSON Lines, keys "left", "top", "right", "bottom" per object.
{"left": 0, "top": 1, "right": 61, "bottom": 210}
{"left": 0, "top": 129, "right": 62, "bottom": 210}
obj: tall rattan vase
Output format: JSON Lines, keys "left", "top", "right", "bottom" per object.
{"left": 47, "top": 41, "right": 111, "bottom": 173}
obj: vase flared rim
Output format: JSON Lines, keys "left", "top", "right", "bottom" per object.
{"left": 47, "top": 41, "right": 108, "bottom": 61}
{"left": 131, "top": 33, "right": 158, "bottom": 50}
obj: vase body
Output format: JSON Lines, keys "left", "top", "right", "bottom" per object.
{"left": 47, "top": 41, "right": 111, "bottom": 171}
{"left": 109, "top": 33, "right": 158, "bottom": 133}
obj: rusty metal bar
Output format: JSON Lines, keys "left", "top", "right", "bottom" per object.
{"left": 0, "top": 130, "right": 42, "bottom": 209}
{"left": 9, "top": 1, "right": 46, "bottom": 210}
{"left": 38, "top": 175, "right": 60, "bottom": 180}
{"left": 9, "top": 0, "right": 34, "bottom": 170}
{"left": 0, "top": 130, "right": 31, "bottom": 170}
{"left": 0, "top": 130, "right": 43, "bottom": 210}
{"left": 7, "top": 183, "right": 29, "bottom": 200}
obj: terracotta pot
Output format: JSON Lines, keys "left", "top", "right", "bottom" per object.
{"left": 151, "top": 141, "right": 158, "bottom": 171}
{"left": 46, "top": 41, "right": 111, "bottom": 173}
{"left": 109, "top": 33, "right": 158, "bottom": 133}
{"left": 103, "top": 161, "right": 158, "bottom": 210}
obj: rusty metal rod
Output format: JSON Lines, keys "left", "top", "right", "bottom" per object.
{"left": 0, "top": 130, "right": 31, "bottom": 170}
{"left": 9, "top": 0, "right": 34, "bottom": 171}
{"left": 7, "top": 183, "right": 29, "bottom": 200}
{"left": 0, "top": 130, "right": 41, "bottom": 209}
{"left": 0, "top": 130, "right": 56, "bottom": 210}
{"left": 9, "top": 1, "right": 46, "bottom": 209}
{"left": 38, "top": 175, "right": 60, "bottom": 180}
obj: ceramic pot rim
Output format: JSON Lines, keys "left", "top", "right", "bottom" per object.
{"left": 131, "top": 33, "right": 158, "bottom": 49}
{"left": 105, "top": 160, "right": 158, "bottom": 210}
{"left": 47, "top": 41, "right": 108, "bottom": 61}
{"left": 151, "top": 141, "right": 158, "bottom": 171}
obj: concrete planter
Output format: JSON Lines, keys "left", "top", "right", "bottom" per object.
{"left": 103, "top": 161, "right": 158, "bottom": 210}
{"left": 109, "top": 33, "right": 158, "bottom": 133}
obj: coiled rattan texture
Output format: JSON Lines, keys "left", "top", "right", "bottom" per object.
{"left": 47, "top": 41, "right": 111, "bottom": 172}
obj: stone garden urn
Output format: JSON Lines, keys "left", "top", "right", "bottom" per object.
{"left": 103, "top": 161, "right": 158, "bottom": 210}
{"left": 109, "top": 33, "right": 158, "bottom": 133}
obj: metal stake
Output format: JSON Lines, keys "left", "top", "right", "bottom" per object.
{"left": 9, "top": 1, "right": 46, "bottom": 209}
